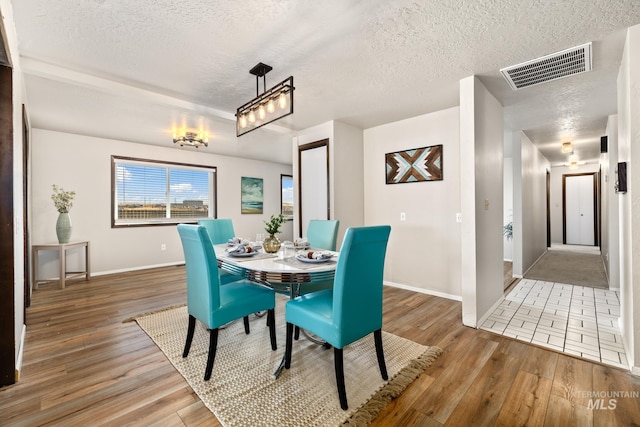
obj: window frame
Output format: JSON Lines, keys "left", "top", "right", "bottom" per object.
{"left": 111, "top": 155, "right": 217, "bottom": 228}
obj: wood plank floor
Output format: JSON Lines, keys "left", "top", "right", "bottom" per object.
{"left": 1, "top": 266, "right": 639, "bottom": 426}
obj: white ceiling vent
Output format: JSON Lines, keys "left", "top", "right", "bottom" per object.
{"left": 500, "top": 42, "right": 592, "bottom": 90}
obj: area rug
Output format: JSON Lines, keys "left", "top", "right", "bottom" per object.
{"left": 524, "top": 249, "right": 608, "bottom": 289}
{"left": 128, "top": 297, "right": 441, "bottom": 427}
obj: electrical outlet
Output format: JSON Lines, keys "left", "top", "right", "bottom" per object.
{"left": 161, "top": 244, "right": 166, "bottom": 251}
{"left": 400, "top": 212, "right": 406, "bottom": 221}
{"left": 456, "top": 213, "right": 462, "bottom": 223}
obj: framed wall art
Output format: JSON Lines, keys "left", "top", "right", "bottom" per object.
{"left": 385, "top": 144, "right": 443, "bottom": 184}
{"left": 241, "top": 176, "right": 263, "bottom": 214}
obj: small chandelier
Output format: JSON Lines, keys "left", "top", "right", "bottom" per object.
{"left": 236, "top": 62, "right": 294, "bottom": 137}
{"left": 173, "top": 130, "right": 208, "bottom": 148}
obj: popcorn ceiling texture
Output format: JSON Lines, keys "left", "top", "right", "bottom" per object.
{"left": 11, "top": 0, "right": 640, "bottom": 163}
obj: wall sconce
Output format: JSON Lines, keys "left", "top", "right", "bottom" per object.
{"left": 236, "top": 62, "right": 294, "bottom": 137}
{"left": 561, "top": 142, "right": 573, "bottom": 153}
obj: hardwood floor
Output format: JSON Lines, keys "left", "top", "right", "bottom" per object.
{"left": 1, "top": 266, "right": 639, "bottom": 426}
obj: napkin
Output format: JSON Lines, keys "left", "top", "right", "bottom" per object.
{"left": 294, "top": 237, "right": 309, "bottom": 248}
{"left": 228, "top": 237, "right": 249, "bottom": 245}
{"left": 226, "top": 244, "right": 261, "bottom": 254}
{"left": 296, "top": 250, "right": 332, "bottom": 260}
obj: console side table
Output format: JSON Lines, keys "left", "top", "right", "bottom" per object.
{"left": 32, "top": 241, "right": 90, "bottom": 289}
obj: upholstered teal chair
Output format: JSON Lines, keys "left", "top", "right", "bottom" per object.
{"left": 178, "top": 224, "right": 276, "bottom": 381}
{"left": 284, "top": 225, "right": 391, "bottom": 410}
{"left": 306, "top": 219, "right": 340, "bottom": 251}
{"left": 198, "top": 218, "right": 235, "bottom": 244}
{"left": 198, "top": 218, "right": 241, "bottom": 285}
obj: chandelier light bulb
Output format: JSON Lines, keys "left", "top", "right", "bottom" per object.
{"left": 248, "top": 110, "right": 256, "bottom": 123}
{"left": 267, "top": 98, "right": 275, "bottom": 113}
{"left": 258, "top": 104, "right": 266, "bottom": 120}
{"left": 240, "top": 115, "right": 247, "bottom": 128}
{"left": 278, "top": 92, "right": 287, "bottom": 109}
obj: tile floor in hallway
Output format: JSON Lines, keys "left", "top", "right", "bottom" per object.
{"left": 480, "top": 278, "right": 628, "bottom": 370}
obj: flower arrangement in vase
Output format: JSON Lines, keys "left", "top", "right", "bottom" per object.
{"left": 51, "top": 185, "right": 76, "bottom": 243}
{"left": 263, "top": 213, "right": 286, "bottom": 253}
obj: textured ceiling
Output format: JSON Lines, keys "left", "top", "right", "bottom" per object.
{"left": 9, "top": 0, "right": 640, "bottom": 164}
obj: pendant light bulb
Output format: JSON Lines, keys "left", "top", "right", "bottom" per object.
{"left": 267, "top": 98, "right": 275, "bottom": 113}
{"left": 248, "top": 109, "right": 256, "bottom": 124}
{"left": 278, "top": 92, "right": 287, "bottom": 109}
{"left": 240, "top": 115, "right": 247, "bottom": 129}
{"left": 258, "top": 104, "right": 266, "bottom": 120}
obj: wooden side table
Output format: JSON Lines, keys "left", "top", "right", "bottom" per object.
{"left": 32, "top": 241, "right": 91, "bottom": 289}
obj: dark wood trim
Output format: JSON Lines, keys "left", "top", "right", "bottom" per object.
{"left": 0, "top": 65, "right": 15, "bottom": 386}
{"left": 297, "top": 139, "right": 330, "bottom": 238}
{"left": 562, "top": 172, "right": 597, "bottom": 246}
{"left": 22, "top": 105, "right": 30, "bottom": 310}
{"left": 546, "top": 170, "right": 551, "bottom": 248}
{"left": 110, "top": 155, "right": 217, "bottom": 228}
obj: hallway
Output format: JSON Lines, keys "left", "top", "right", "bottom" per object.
{"left": 481, "top": 279, "right": 627, "bottom": 370}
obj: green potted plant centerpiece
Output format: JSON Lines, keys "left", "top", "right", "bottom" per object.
{"left": 51, "top": 184, "right": 76, "bottom": 244}
{"left": 263, "top": 213, "right": 286, "bottom": 253}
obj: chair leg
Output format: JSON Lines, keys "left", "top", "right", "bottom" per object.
{"left": 183, "top": 315, "right": 196, "bottom": 358}
{"left": 334, "top": 347, "right": 348, "bottom": 410}
{"left": 294, "top": 325, "right": 300, "bottom": 340}
{"left": 268, "top": 309, "right": 277, "bottom": 350}
{"left": 374, "top": 329, "right": 388, "bottom": 380}
{"left": 243, "top": 316, "right": 250, "bottom": 334}
{"left": 204, "top": 328, "right": 219, "bottom": 381}
{"left": 284, "top": 322, "right": 294, "bottom": 369}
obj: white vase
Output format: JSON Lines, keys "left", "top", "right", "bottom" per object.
{"left": 56, "top": 212, "right": 72, "bottom": 244}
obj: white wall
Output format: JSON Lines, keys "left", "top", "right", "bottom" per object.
{"left": 31, "top": 129, "right": 292, "bottom": 278}
{"left": 364, "top": 107, "right": 461, "bottom": 300}
{"left": 617, "top": 24, "right": 640, "bottom": 373}
{"left": 604, "top": 115, "right": 619, "bottom": 288}
{"left": 517, "top": 132, "right": 551, "bottom": 276}
{"left": 460, "top": 76, "right": 504, "bottom": 326}
{"left": 549, "top": 163, "right": 600, "bottom": 245}
{"left": 1, "top": 0, "right": 26, "bottom": 378}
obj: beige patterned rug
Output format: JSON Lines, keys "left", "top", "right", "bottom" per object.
{"left": 129, "top": 297, "right": 441, "bottom": 426}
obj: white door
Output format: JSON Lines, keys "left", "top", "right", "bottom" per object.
{"left": 565, "top": 174, "right": 595, "bottom": 245}
{"left": 299, "top": 142, "right": 329, "bottom": 238}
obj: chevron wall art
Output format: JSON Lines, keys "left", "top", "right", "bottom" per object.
{"left": 385, "top": 144, "right": 443, "bottom": 184}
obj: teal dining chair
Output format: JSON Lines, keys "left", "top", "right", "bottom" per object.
{"left": 198, "top": 218, "right": 235, "bottom": 244}
{"left": 306, "top": 219, "right": 340, "bottom": 251}
{"left": 284, "top": 225, "right": 391, "bottom": 410}
{"left": 198, "top": 218, "right": 241, "bottom": 285}
{"left": 178, "top": 224, "right": 277, "bottom": 381}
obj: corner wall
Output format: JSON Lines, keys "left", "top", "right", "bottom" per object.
{"left": 617, "top": 24, "right": 640, "bottom": 372}
{"left": 460, "top": 76, "right": 504, "bottom": 326}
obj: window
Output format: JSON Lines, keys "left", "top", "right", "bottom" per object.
{"left": 281, "top": 174, "right": 293, "bottom": 220}
{"left": 112, "top": 156, "right": 216, "bottom": 227}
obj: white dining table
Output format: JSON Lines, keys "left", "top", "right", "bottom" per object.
{"left": 213, "top": 244, "right": 338, "bottom": 297}
{"left": 213, "top": 244, "right": 338, "bottom": 378}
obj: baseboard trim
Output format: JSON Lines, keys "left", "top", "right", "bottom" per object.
{"left": 383, "top": 281, "right": 462, "bottom": 301}
{"left": 91, "top": 261, "right": 184, "bottom": 277}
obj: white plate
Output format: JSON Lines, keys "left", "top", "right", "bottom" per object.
{"left": 228, "top": 251, "right": 259, "bottom": 257}
{"left": 296, "top": 255, "right": 332, "bottom": 263}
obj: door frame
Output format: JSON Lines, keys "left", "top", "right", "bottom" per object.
{"left": 297, "top": 139, "right": 330, "bottom": 238}
{"left": 562, "top": 172, "right": 598, "bottom": 245}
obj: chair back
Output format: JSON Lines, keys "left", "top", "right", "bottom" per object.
{"left": 306, "top": 219, "right": 340, "bottom": 251}
{"left": 198, "top": 218, "right": 235, "bottom": 245}
{"left": 332, "top": 225, "right": 391, "bottom": 346}
{"left": 177, "top": 224, "right": 221, "bottom": 326}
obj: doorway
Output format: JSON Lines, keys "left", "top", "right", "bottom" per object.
{"left": 297, "top": 139, "right": 330, "bottom": 238}
{"left": 562, "top": 173, "right": 597, "bottom": 246}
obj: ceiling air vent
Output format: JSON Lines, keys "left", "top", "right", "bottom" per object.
{"left": 500, "top": 42, "right": 592, "bottom": 90}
